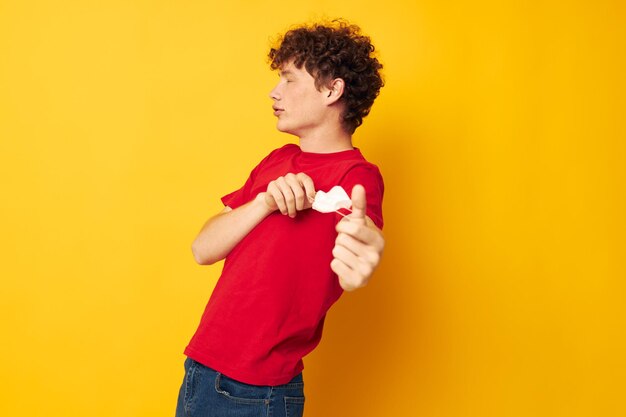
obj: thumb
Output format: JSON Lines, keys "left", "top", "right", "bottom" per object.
{"left": 349, "top": 184, "right": 367, "bottom": 224}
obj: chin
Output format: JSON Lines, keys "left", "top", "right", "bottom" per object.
{"left": 276, "top": 123, "right": 296, "bottom": 136}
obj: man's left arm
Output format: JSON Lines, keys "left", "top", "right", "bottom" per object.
{"left": 331, "top": 184, "right": 385, "bottom": 291}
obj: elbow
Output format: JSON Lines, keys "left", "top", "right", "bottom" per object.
{"left": 191, "top": 243, "right": 218, "bottom": 266}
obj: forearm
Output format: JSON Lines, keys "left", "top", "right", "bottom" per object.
{"left": 191, "top": 193, "right": 273, "bottom": 265}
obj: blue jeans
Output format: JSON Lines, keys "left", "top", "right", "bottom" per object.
{"left": 175, "top": 357, "right": 305, "bottom": 417}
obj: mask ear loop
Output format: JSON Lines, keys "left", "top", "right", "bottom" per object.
{"left": 335, "top": 208, "right": 353, "bottom": 218}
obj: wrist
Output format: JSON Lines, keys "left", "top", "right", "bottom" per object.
{"left": 254, "top": 192, "right": 275, "bottom": 216}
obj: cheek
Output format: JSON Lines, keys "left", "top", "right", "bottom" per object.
{"left": 302, "top": 91, "right": 323, "bottom": 109}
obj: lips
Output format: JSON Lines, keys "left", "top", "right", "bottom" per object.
{"left": 273, "top": 107, "right": 284, "bottom": 116}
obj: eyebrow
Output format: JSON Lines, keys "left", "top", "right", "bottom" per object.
{"left": 279, "top": 70, "right": 294, "bottom": 76}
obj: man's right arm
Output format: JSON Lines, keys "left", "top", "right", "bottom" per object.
{"left": 191, "top": 172, "right": 316, "bottom": 265}
{"left": 191, "top": 193, "right": 274, "bottom": 265}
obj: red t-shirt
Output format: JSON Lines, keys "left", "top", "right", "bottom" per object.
{"left": 184, "top": 144, "right": 384, "bottom": 385}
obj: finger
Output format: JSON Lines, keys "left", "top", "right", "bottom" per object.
{"left": 267, "top": 182, "right": 287, "bottom": 215}
{"left": 335, "top": 232, "right": 381, "bottom": 266}
{"left": 285, "top": 173, "right": 306, "bottom": 211}
{"left": 332, "top": 245, "right": 360, "bottom": 271}
{"left": 330, "top": 258, "right": 359, "bottom": 291}
{"left": 350, "top": 184, "right": 367, "bottom": 224}
{"left": 332, "top": 244, "right": 374, "bottom": 279}
{"left": 276, "top": 177, "right": 296, "bottom": 217}
{"left": 296, "top": 173, "right": 316, "bottom": 206}
{"left": 335, "top": 220, "right": 384, "bottom": 250}
{"left": 330, "top": 258, "right": 369, "bottom": 291}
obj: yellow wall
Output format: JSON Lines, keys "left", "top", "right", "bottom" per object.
{"left": 1, "top": 1, "right": 624, "bottom": 416}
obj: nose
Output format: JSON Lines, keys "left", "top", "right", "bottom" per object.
{"left": 269, "top": 83, "right": 280, "bottom": 101}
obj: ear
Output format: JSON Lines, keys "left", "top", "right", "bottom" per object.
{"left": 324, "top": 78, "right": 345, "bottom": 105}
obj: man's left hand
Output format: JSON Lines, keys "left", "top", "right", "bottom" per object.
{"left": 331, "top": 184, "right": 385, "bottom": 291}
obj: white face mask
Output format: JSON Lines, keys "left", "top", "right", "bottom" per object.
{"left": 312, "top": 186, "right": 352, "bottom": 214}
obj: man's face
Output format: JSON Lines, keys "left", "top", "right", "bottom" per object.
{"left": 269, "top": 60, "right": 330, "bottom": 137}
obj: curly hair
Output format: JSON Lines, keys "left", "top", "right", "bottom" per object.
{"left": 268, "top": 20, "right": 384, "bottom": 134}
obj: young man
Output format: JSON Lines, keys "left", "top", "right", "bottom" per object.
{"left": 175, "top": 20, "right": 385, "bottom": 417}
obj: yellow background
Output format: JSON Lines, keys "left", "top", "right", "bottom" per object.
{"left": 1, "top": 1, "right": 624, "bottom": 416}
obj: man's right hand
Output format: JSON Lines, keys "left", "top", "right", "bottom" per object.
{"left": 262, "top": 172, "right": 316, "bottom": 218}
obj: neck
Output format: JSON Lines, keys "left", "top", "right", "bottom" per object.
{"left": 297, "top": 124, "right": 353, "bottom": 153}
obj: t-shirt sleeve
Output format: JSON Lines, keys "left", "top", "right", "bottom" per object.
{"left": 221, "top": 174, "right": 255, "bottom": 210}
{"left": 339, "top": 164, "right": 385, "bottom": 229}
{"left": 220, "top": 149, "right": 277, "bottom": 210}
